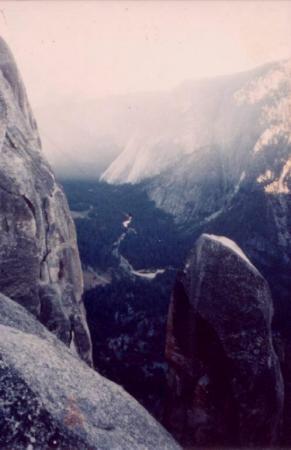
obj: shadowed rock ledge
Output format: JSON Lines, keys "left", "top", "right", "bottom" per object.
{"left": 165, "top": 233, "right": 284, "bottom": 447}
{"left": 0, "top": 37, "right": 92, "bottom": 364}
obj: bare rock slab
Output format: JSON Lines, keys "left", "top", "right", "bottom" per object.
{"left": 0, "top": 293, "right": 180, "bottom": 450}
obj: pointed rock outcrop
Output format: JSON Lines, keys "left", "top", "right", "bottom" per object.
{"left": 165, "top": 234, "right": 283, "bottom": 447}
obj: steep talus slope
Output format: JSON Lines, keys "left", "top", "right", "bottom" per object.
{"left": 165, "top": 234, "right": 283, "bottom": 447}
{"left": 0, "top": 37, "right": 92, "bottom": 364}
{"left": 0, "top": 293, "right": 180, "bottom": 450}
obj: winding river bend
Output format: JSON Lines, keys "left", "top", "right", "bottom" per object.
{"left": 112, "top": 214, "right": 166, "bottom": 280}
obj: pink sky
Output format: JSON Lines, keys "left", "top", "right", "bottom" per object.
{"left": 1, "top": 1, "right": 291, "bottom": 108}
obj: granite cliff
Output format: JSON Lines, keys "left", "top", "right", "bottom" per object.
{"left": 165, "top": 234, "right": 284, "bottom": 447}
{"left": 0, "top": 37, "right": 92, "bottom": 364}
{"left": 0, "top": 293, "right": 179, "bottom": 449}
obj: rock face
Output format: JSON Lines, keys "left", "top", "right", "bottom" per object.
{"left": 102, "top": 59, "right": 291, "bottom": 223}
{"left": 165, "top": 234, "right": 283, "bottom": 447}
{"left": 0, "top": 37, "right": 92, "bottom": 364}
{"left": 0, "top": 293, "right": 180, "bottom": 450}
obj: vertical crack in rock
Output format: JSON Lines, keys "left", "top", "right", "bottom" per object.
{"left": 22, "top": 195, "right": 36, "bottom": 220}
{"left": 40, "top": 196, "right": 52, "bottom": 282}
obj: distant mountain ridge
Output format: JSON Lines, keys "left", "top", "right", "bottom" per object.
{"left": 36, "top": 59, "right": 289, "bottom": 183}
{"left": 102, "top": 59, "right": 291, "bottom": 217}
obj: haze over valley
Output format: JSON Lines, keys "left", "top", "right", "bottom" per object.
{"left": 1, "top": 1, "right": 291, "bottom": 448}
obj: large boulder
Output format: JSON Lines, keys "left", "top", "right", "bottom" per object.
{"left": 165, "top": 234, "right": 283, "bottom": 447}
{"left": 0, "top": 293, "right": 180, "bottom": 450}
{"left": 0, "top": 37, "right": 92, "bottom": 364}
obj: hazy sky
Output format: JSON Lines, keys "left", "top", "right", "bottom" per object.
{"left": 1, "top": 1, "right": 291, "bottom": 109}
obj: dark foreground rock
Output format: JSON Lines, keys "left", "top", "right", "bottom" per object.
{"left": 0, "top": 293, "right": 180, "bottom": 450}
{"left": 165, "top": 233, "right": 283, "bottom": 447}
{"left": 0, "top": 37, "right": 92, "bottom": 364}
